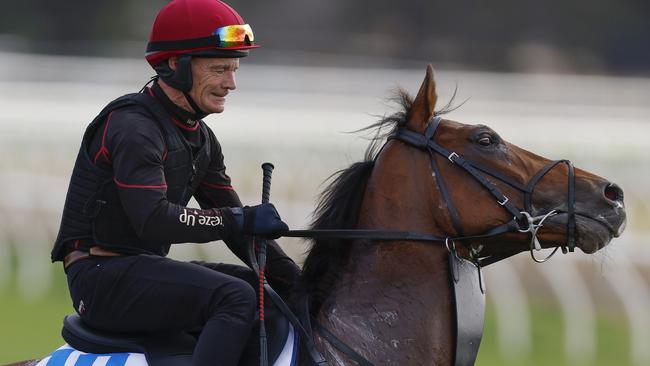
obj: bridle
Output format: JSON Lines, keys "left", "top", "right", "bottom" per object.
{"left": 390, "top": 115, "right": 577, "bottom": 263}
{"left": 279, "top": 116, "right": 578, "bottom": 366}
{"left": 287, "top": 115, "right": 578, "bottom": 266}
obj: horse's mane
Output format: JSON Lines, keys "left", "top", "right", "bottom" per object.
{"left": 298, "top": 90, "right": 411, "bottom": 315}
{"left": 298, "top": 88, "right": 457, "bottom": 316}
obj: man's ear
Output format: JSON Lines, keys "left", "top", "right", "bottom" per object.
{"left": 168, "top": 56, "right": 178, "bottom": 71}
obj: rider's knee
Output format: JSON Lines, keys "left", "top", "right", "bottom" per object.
{"left": 212, "top": 276, "right": 257, "bottom": 318}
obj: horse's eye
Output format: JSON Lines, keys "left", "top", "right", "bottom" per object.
{"left": 477, "top": 136, "right": 493, "bottom": 146}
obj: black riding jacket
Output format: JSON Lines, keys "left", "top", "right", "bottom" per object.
{"left": 51, "top": 84, "right": 242, "bottom": 261}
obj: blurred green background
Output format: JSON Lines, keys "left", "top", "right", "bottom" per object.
{"left": 1, "top": 0, "right": 649, "bottom": 365}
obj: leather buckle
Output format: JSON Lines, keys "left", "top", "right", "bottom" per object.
{"left": 63, "top": 251, "right": 90, "bottom": 270}
{"left": 63, "top": 246, "right": 122, "bottom": 270}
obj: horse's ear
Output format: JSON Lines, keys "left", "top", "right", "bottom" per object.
{"left": 407, "top": 64, "right": 438, "bottom": 132}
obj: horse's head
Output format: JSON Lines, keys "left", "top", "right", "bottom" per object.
{"left": 370, "top": 65, "right": 626, "bottom": 258}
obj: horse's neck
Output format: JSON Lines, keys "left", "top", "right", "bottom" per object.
{"left": 315, "top": 244, "right": 454, "bottom": 366}
{"left": 314, "top": 149, "right": 455, "bottom": 365}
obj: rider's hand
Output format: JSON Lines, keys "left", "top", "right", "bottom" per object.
{"left": 226, "top": 203, "right": 289, "bottom": 239}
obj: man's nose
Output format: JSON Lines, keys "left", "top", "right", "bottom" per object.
{"left": 224, "top": 71, "right": 236, "bottom": 90}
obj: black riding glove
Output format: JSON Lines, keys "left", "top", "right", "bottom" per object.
{"left": 225, "top": 203, "right": 289, "bottom": 240}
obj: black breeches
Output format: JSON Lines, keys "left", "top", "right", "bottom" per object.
{"left": 66, "top": 254, "right": 261, "bottom": 366}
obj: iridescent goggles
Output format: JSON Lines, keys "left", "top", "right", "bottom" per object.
{"left": 214, "top": 24, "right": 255, "bottom": 48}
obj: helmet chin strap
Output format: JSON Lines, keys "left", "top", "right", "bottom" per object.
{"left": 182, "top": 91, "right": 208, "bottom": 121}
{"left": 154, "top": 55, "right": 208, "bottom": 121}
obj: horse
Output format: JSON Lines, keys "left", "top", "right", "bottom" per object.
{"left": 295, "top": 65, "right": 626, "bottom": 365}
{"left": 11, "top": 66, "right": 626, "bottom": 366}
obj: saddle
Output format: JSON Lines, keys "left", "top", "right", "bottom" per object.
{"left": 61, "top": 303, "right": 294, "bottom": 366}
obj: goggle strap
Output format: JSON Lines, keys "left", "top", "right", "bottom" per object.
{"left": 148, "top": 35, "right": 220, "bottom": 52}
{"left": 147, "top": 35, "right": 253, "bottom": 53}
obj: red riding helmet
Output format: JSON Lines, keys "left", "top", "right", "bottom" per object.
{"left": 144, "top": 0, "right": 259, "bottom": 115}
{"left": 146, "top": 0, "right": 259, "bottom": 67}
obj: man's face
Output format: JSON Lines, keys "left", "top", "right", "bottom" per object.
{"left": 187, "top": 57, "right": 239, "bottom": 114}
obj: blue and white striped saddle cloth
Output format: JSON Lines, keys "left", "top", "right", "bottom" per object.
{"left": 35, "top": 346, "right": 146, "bottom": 366}
{"left": 36, "top": 324, "right": 298, "bottom": 366}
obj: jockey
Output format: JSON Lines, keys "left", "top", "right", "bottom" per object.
{"left": 50, "top": 1, "right": 300, "bottom": 365}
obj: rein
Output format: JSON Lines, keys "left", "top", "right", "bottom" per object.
{"left": 281, "top": 116, "right": 578, "bottom": 366}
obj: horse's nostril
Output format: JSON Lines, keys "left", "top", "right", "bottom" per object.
{"left": 604, "top": 183, "right": 624, "bottom": 202}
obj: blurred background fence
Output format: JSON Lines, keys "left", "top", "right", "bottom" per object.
{"left": 0, "top": 52, "right": 649, "bottom": 365}
{"left": 1, "top": 0, "right": 649, "bottom": 365}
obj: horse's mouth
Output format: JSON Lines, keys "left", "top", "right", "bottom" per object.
{"left": 546, "top": 211, "right": 626, "bottom": 254}
{"left": 575, "top": 214, "right": 616, "bottom": 253}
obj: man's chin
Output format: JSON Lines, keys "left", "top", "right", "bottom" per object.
{"left": 205, "top": 105, "right": 225, "bottom": 114}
